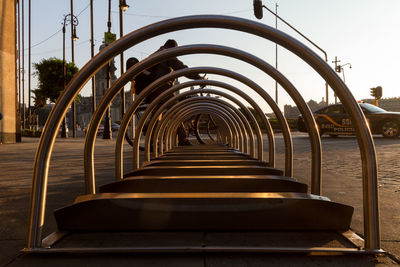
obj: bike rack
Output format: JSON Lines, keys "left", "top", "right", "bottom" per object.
{"left": 25, "top": 15, "right": 381, "bottom": 254}
{"left": 136, "top": 85, "right": 269, "bottom": 165}
{"left": 151, "top": 95, "right": 255, "bottom": 158}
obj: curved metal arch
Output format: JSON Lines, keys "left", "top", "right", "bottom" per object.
{"left": 116, "top": 66, "right": 291, "bottom": 175}
{"left": 166, "top": 103, "right": 248, "bottom": 151}
{"left": 94, "top": 45, "right": 307, "bottom": 195}
{"left": 158, "top": 108, "right": 230, "bottom": 154}
{"left": 164, "top": 103, "right": 237, "bottom": 150}
{"left": 136, "top": 99, "right": 237, "bottom": 166}
{"left": 28, "top": 15, "right": 379, "bottom": 250}
{"left": 168, "top": 107, "right": 234, "bottom": 149}
{"left": 159, "top": 103, "right": 241, "bottom": 152}
{"left": 138, "top": 99, "right": 239, "bottom": 162}
{"left": 139, "top": 93, "right": 255, "bottom": 166}
{"left": 127, "top": 84, "right": 265, "bottom": 173}
{"left": 132, "top": 82, "right": 267, "bottom": 169}
{"left": 153, "top": 97, "right": 254, "bottom": 158}
{"left": 152, "top": 99, "right": 250, "bottom": 159}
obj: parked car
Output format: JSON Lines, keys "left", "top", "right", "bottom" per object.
{"left": 297, "top": 103, "right": 400, "bottom": 138}
{"left": 111, "top": 122, "right": 120, "bottom": 132}
{"left": 97, "top": 123, "right": 120, "bottom": 136}
{"left": 97, "top": 125, "right": 104, "bottom": 136}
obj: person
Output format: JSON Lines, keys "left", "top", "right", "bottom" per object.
{"left": 126, "top": 57, "right": 153, "bottom": 98}
{"left": 127, "top": 39, "right": 204, "bottom": 146}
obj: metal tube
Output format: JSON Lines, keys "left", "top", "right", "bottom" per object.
{"left": 170, "top": 108, "right": 232, "bottom": 149}
{"left": 28, "top": 15, "right": 379, "bottom": 250}
{"left": 151, "top": 106, "right": 231, "bottom": 155}
{"left": 22, "top": 245, "right": 381, "bottom": 254}
{"left": 154, "top": 101, "right": 242, "bottom": 156}
{"left": 160, "top": 100, "right": 248, "bottom": 154}
{"left": 150, "top": 87, "right": 263, "bottom": 160}
{"left": 153, "top": 97, "right": 252, "bottom": 157}
{"left": 133, "top": 85, "right": 262, "bottom": 163}
{"left": 207, "top": 115, "right": 220, "bottom": 144}
{"left": 90, "top": 0, "right": 96, "bottom": 113}
{"left": 92, "top": 48, "right": 287, "bottom": 188}
{"left": 130, "top": 83, "right": 264, "bottom": 171}
{"left": 133, "top": 94, "right": 239, "bottom": 167}
{"left": 113, "top": 66, "right": 286, "bottom": 182}
{"left": 160, "top": 106, "right": 244, "bottom": 154}
{"left": 165, "top": 105, "right": 234, "bottom": 151}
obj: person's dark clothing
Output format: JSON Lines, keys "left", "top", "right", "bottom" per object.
{"left": 126, "top": 42, "right": 202, "bottom": 145}
{"left": 144, "top": 46, "right": 202, "bottom": 103}
{"left": 126, "top": 57, "right": 153, "bottom": 96}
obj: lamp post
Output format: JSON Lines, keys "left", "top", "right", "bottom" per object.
{"left": 62, "top": 13, "right": 79, "bottom": 138}
{"left": 70, "top": 0, "right": 77, "bottom": 138}
{"left": 28, "top": 0, "right": 31, "bottom": 129}
{"left": 102, "top": 0, "right": 113, "bottom": 139}
{"left": 21, "top": 0, "right": 26, "bottom": 129}
{"left": 119, "top": 0, "right": 129, "bottom": 119}
{"left": 253, "top": 0, "right": 330, "bottom": 105}
{"left": 90, "top": 0, "right": 96, "bottom": 114}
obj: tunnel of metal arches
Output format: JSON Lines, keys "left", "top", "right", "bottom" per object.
{"left": 25, "top": 15, "right": 382, "bottom": 254}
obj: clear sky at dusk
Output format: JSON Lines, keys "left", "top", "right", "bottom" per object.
{"left": 21, "top": 0, "right": 400, "bottom": 112}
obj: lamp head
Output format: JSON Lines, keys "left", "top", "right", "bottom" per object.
{"left": 253, "top": 0, "right": 263, "bottom": 19}
{"left": 72, "top": 26, "right": 79, "bottom": 41}
{"left": 120, "top": 0, "right": 129, "bottom": 11}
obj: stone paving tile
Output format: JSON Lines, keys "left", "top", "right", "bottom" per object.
{"left": 0, "top": 135, "right": 399, "bottom": 266}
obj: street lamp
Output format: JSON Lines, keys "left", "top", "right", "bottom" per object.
{"left": 62, "top": 14, "right": 79, "bottom": 138}
{"left": 253, "top": 0, "right": 330, "bottom": 105}
{"left": 337, "top": 63, "right": 352, "bottom": 83}
{"left": 119, "top": 0, "right": 130, "bottom": 121}
{"left": 102, "top": 0, "right": 115, "bottom": 139}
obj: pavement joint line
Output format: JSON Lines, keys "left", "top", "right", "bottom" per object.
{"left": 3, "top": 253, "right": 24, "bottom": 267}
{"left": 385, "top": 253, "right": 400, "bottom": 264}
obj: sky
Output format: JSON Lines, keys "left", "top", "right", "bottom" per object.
{"left": 19, "top": 0, "right": 400, "bottom": 113}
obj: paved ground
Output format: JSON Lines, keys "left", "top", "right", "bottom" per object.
{"left": 0, "top": 134, "right": 399, "bottom": 266}
{"left": 273, "top": 133, "right": 400, "bottom": 263}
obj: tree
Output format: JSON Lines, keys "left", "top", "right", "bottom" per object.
{"left": 33, "top": 57, "right": 79, "bottom": 108}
